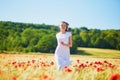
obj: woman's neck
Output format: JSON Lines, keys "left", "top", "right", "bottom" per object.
{"left": 60, "top": 31, "right": 66, "bottom": 34}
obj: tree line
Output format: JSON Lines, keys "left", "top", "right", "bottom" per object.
{"left": 0, "top": 21, "right": 120, "bottom": 54}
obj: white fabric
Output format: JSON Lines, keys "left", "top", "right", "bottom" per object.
{"left": 55, "top": 32, "right": 72, "bottom": 69}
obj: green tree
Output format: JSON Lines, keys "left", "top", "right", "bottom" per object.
{"left": 70, "top": 36, "right": 78, "bottom": 54}
{"left": 36, "top": 34, "right": 57, "bottom": 53}
{"left": 80, "top": 30, "right": 90, "bottom": 47}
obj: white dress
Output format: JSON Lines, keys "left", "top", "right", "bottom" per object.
{"left": 55, "top": 32, "right": 72, "bottom": 69}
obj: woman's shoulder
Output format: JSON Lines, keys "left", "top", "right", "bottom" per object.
{"left": 66, "top": 31, "right": 72, "bottom": 34}
{"left": 66, "top": 31, "right": 72, "bottom": 36}
{"left": 66, "top": 31, "right": 71, "bottom": 34}
{"left": 56, "top": 32, "right": 72, "bottom": 37}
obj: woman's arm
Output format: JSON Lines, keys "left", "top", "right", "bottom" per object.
{"left": 61, "top": 36, "right": 72, "bottom": 47}
{"left": 68, "top": 36, "right": 72, "bottom": 47}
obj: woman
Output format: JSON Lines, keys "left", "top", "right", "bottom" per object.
{"left": 55, "top": 21, "right": 72, "bottom": 70}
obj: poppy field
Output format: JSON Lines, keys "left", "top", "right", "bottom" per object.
{"left": 0, "top": 54, "right": 120, "bottom": 80}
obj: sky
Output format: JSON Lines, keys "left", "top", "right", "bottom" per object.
{"left": 0, "top": 0, "right": 120, "bottom": 30}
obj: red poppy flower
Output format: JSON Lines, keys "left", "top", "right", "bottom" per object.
{"left": 79, "top": 63, "right": 85, "bottom": 68}
{"left": 0, "top": 70, "right": 2, "bottom": 75}
{"left": 65, "top": 68, "right": 72, "bottom": 72}
{"left": 109, "top": 73, "right": 120, "bottom": 80}
{"left": 44, "top": 75, "right": 48, "bottom": 79}
{"left": 50, "top": 61, "right": 54, "bottom": 65}
{"left": 12, "top": 61, "right": 16, "bottom": 65}
{"left": 27, "top": 63, "right": 31, "bottom": 66}
{"left": 97, "top": 68, "right": 104, "bottom": 72}
{"left": 13, "top": 76, "right": 17, "bottom": 80}
{"left": 104, "top": 60, "right": 108, "bottom": 63}
{"left": 15, "top": 65, "right": 18, "bottom": 68}
{"left": 64, "top": 66, "right": 68, "bottom": 69}
{"left": 77, "top": 59, "right": 80, "bottom": 64}
{"left": 86, "top": 61, "right": 88, "bottom": 64}
{"left": 18, "top": 63, "right": 21, "bottom": 67}
{"left": 32, "top": 60, "right": 36, "bottom": 63}
{"left": 28, "top": 61, "right": 30, "bottom": 63}
{"left": 89, "top": 62, "right": 93, "bottom": 66}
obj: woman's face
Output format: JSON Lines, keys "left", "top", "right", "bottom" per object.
{"left": 59, "top": 23, "right": 67, "bottom": 32}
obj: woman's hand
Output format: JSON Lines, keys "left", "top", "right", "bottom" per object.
{"left": 60, "top": 36, "right": 72, "bottom": 47}
{"left": 60, "top": 41, "right": 71, "bottom": 47}
{"left": 60, "top": 41, "right": 65, "bottom": 45}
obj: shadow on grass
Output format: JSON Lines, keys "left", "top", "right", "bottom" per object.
{"left": 73, "top": 50, "right": 93, "bottom": 56}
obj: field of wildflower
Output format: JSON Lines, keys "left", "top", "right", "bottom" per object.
{"left": 0, "top": 53, "right": 120, "bottom": 80}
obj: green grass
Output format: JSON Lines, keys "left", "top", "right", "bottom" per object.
{"left": 76, "top": 47, "right": 120, "bottom": 59}
{"left": 1, "top": 47, "right": 120, "bottom": 59}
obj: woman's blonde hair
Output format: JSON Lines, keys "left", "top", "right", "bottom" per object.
{"left": 61, "top": 21, "right": 69, "bottom": 31}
